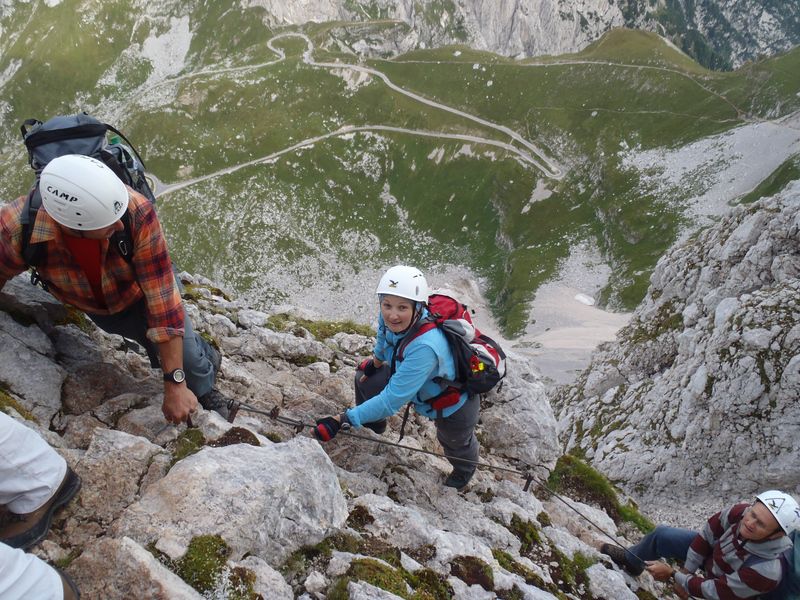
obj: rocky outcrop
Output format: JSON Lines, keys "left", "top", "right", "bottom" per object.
{"left": 246, "top": 0, "right": 624, "bottom": 59}
{"left": 625, "top": 0, "right": 800, "bottom": 69}
{"left": 554, "top": 182, "right": 800, "bottom": 514}
{"left": 1, "top": 270, "right": 677, "bottom": 598}
{"left": 242, "top": 0, "right": 797, "bottom": 67}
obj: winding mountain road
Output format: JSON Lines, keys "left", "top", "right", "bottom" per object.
{"left": 153, "top": 32, "right": 563, "bottom": 197}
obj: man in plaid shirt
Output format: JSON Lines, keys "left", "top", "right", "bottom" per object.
{"left": 0, "top": 154, "right": 230, "bottom": 423}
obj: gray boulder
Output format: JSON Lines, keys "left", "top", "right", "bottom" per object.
{"left": 113, "top": 437, "right": 349, "bottom": 565}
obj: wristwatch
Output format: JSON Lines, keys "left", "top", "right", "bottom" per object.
{"left": 164, "top": 368, "right": 186, "bottom": 384}
{"left": 339, "top": 412, "right": 352, "bottom": 431}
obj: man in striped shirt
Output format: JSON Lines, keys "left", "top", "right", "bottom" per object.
{"left": 601, "top": 490, "right": 799, "bottom": 599}
{"left": 0, "top": 155, "right": 230, "bottom": 423}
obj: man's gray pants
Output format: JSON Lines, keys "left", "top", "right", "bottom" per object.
{"left": 355, "top": 365, "right": 480, "bottom": 476}
{"left": 87, "top": 298, "right": 218, "bottom": 398}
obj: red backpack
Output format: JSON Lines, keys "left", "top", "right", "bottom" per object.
{"left": 392, "top": 293, "right": 507, "bottom": 407}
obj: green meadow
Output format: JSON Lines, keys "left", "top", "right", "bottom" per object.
{"left": 0, "top": 7, "right": 798, "bottom": 336}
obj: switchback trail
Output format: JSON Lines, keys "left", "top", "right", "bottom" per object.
{"left": 150, "top": 31, "right": 563, "bottom": 196}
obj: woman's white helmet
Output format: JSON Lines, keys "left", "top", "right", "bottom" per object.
{"left": 376, "top": 265, "right": 429, "bottom": 303}
{"left": 40, "top": 154, "right": 129, "bottom": 230}
{"left": 756, "top": 490, "right": 800, "bottom": 534}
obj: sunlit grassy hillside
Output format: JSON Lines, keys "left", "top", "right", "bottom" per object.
{"left": 0, "top": 5, "right": 797, "bottom": 336}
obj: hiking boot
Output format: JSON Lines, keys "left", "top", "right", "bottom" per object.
{"left": 600, "top": 543, "right": 644, "bottom": 576}
{"left": 0, "top": 466, "right": 81, "bottom": 550}
{"left": 199, "top": 388, "right": 231, "bottom": 421}
{"left": 55, "top": 566, "right": 81, "bottom": 600}
{"left": 444, "top": 470, "right": 474, "bottom": 490}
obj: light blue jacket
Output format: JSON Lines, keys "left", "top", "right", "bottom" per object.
{"left": 345, "top": 310, "right": 468, "bottom": 428}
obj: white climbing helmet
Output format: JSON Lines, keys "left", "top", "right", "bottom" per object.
{"left": 756, "top": 490, "right": 800, "bottom": 534}
{"left": 376, "top": 265, "right": 429, "bottom": 303}
{"left": 40, "top": 154, "right": 129, "bottom": 230}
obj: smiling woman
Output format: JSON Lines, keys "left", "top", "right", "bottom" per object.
{"left": 312, "top": 265, "right": 484, "bottom": 490}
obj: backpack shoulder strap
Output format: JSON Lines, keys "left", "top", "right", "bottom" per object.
{"left": 477, "top": 333, "right": 507, "bottom": 361}
{"left": 20, "top": 188, "right": 44, "bottom": 266}
{"left": 390, "top": 319, "right": 438, "bottom": 375}
{"left": 109, "top": 209, "right": 135, "bottom": 264}
{"left": 19, "top": 188, "right": 51, "bottom": 290}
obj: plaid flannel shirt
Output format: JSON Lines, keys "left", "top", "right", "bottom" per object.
{"left": 0, "top": 189, "right": 184, "bottom": 344}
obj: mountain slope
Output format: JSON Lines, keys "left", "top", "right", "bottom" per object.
{"left": 0, "top": 273, "right": 673, "bottom": 599}
{"left": 0, "top": 6, "right": 798, "bottom": 338}
{"left": 553, "top": 181, "right": 800, "bottom": 514}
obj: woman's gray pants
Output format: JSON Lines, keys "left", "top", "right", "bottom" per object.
{"left": 355, "top": 365, "right": 480, "bottom": 476}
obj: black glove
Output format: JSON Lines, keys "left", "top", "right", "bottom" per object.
{"left": 314, "top": 416, "right": 341, "bottom": 441}
{"left": 358, "top": 358, "right": 378, "bottom": 378}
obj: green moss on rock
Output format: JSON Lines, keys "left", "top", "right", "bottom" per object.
{"left": 171, "top": 428, "right": 206, "bottom": 467}
{"left": 264, "top": 431, "right": 283, "bottom": 443}
{"left": 508, "top": 514, "right": 543, "bottom": 555}
{"left": 0, "top": 387, "right": 36, "bottom": 422}
{"left": 208, "top": 427, "right": 261, "bottom": 447}
{"left": 450, "top": 555, "right": 494, "bottom": 591}
{"left": 329, "top": 558, "right": 409, "bottom": 599}
{"left": 492, "top": 548, "right": 547, "bottom": 589}
{"left": 548, "top": 454, "right": 654, "bottom": 533}
{"left": 59, "top": 305, "right": 94, "bottom": 334}
{"left": 403, "top": 567, "right": 452, "bottom": 600}
{"left": 288, "top": 354, "right": 322, "bottom": 367}
{"left": 174, "top": 535, "right": 230, "bottom": 593}
{"left": 267, "top": 312, "right": 374, "bottom": 339}
{"left": 346, "top": 505, "right": 375, "bottom": 531}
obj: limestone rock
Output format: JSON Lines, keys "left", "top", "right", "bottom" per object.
{"left": 70, "top": 536, "right": 203, "bottom": 599}
{"left": 225, "top": 325, "right": 335, "bottom": 363}
{"left": 113, "top": 437, "right": 349, "bottom": 565}
{"left": 0, "top": 273, "right": 69, "bottom": 330}
{"left": 587, "top": 563, "right": 638, "bottom": 600}
{"left": 0, "top": 271, "right": 651, "bottom": 598}
{"left": 348, "top": 580, "right": 406, "bottom": 599}
{"left": 74, "top": 429, "right": 165, "bottom": 526}
{"left": 61, "top": 362, "right": 145, "bottom": 415}
{"left": 61, "top": 414, "right": 108, "bottom": 450}
{"left": 236, "top": 555, "right": 294, "bottom": 599}
{"left": 0, "top": 313, "right": 66, "bottom": 425}
{"left": 555, "top": 185, "right": 800, "bottom": 512}
{"left": 479, "top": 355, "right": 560, "bottom": 471}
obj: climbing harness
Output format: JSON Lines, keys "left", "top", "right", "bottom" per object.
{"left": 224, "top": 398, "right": 645, "bottom": 560}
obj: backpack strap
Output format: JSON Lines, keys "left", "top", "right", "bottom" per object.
{"left": 20, "top": 188, "right": 43, "bottom": 264}
{"left": 390, "top": 319, "right": 437, "bottom": 374}
{"left": 104, "top": 124, "right": 148, "bottom": 170}
{"left": 19, "top": 188, "right": 50, "bottom": 290}
{"left": 389, "top": 318, "right": 463, "bottom": 421}
{"left": 478, "top": 333, "right": 507, "bottom": 362}
{"left": 109, "top": 209, "right": 135, "bottom": 264}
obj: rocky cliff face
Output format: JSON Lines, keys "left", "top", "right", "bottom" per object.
{"left": 243, "top": 0, "right": 798, "bottom": 68}
{"left": 0, "top": 272, "right": 671, "bottom": 598}
{"left": 554, "top": 182, "right": 800, "bottom": 517}
{"left": 623, "top": 0, "right": 800, "bottom": 69}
